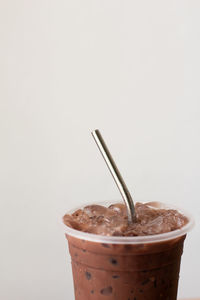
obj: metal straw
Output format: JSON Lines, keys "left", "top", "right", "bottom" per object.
{"left": 91, "top": 129, "right": 135, "bottom": 223}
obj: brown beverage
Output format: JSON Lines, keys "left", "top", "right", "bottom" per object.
{"left": 63, "top": 202, "right": 193, "bottom": 300}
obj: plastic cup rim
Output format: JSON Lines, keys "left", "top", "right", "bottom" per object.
{"left": 63, "top": 201, "right": 195, "bottom": 244}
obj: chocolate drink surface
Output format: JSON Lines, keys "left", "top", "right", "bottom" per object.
{"left": 63, "top": 202, "right": 188, "bottom": 236}
{"left": 63, "top": 202, "right": 192, "bottom": 300}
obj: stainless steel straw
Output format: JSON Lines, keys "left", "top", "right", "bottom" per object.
{"left": 91, "top": 129, "right": 135, "bottom": 223}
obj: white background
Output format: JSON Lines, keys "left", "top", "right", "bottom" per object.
{"left": 0, "top": 1, "right": 200, "bottom": 299}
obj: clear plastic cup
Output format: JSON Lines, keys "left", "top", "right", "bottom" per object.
{"left": 64, "top": 201, "right": 194, "bottom": 300}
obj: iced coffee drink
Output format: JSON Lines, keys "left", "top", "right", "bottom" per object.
{"left": 63, "top": 202, "right": 193, "bottom": 300}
